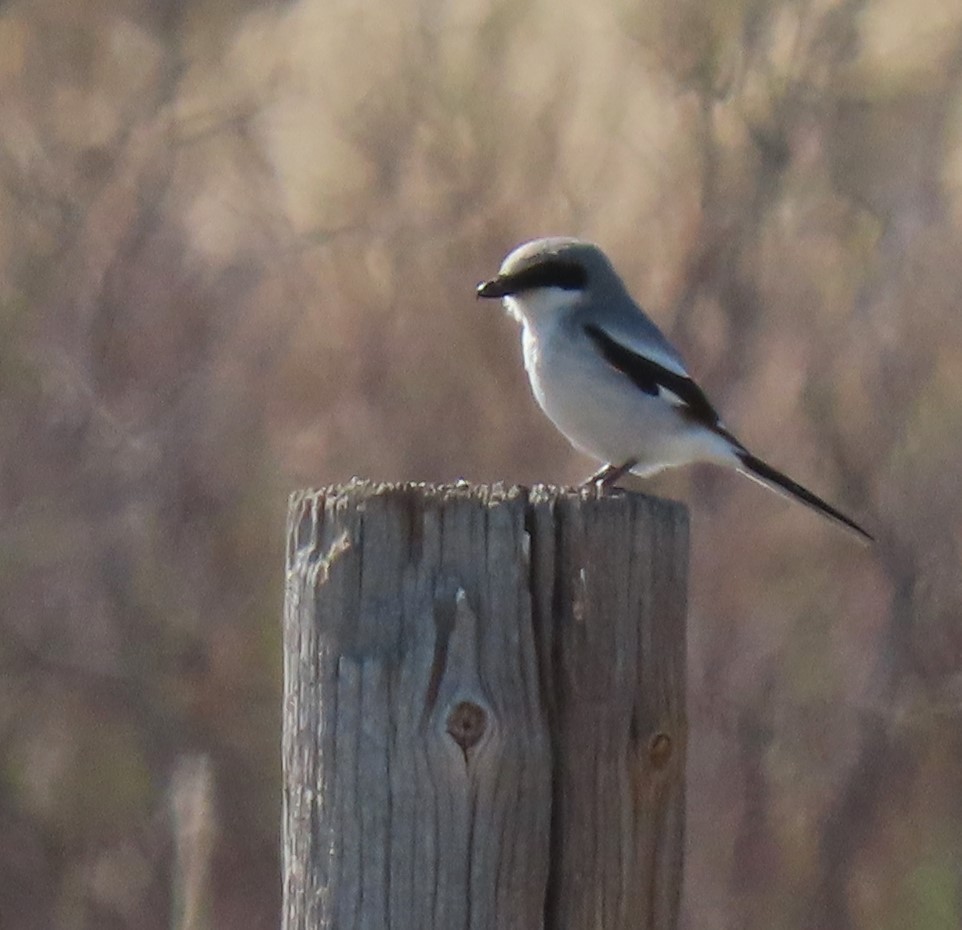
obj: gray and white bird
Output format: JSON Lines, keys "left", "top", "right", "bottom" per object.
{"left": 477, "top": 237, "right": 871, "bottom": 542}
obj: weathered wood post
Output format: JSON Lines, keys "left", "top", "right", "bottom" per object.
{"left": 283, "top": 481, "right": 687, "bottom": 930}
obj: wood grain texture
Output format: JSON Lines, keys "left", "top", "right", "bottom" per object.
{"left": 283, "top": 481, "right": 687, "bottom": 930}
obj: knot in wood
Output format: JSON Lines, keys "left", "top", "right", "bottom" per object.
{"left": 446, "top": 700, "right": 488, "bottom": 752}
{"left": 648, "top": 732, "right": 673, "bottom": 770}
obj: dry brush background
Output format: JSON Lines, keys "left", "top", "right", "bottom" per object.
{"left": 1, "top": 0, "right": 961, "bottom": 928}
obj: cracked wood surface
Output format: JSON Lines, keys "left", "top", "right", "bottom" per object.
{"left": 283, "top": 482, "right": 687, "bottom": 930}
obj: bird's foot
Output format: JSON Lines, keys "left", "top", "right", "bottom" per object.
{"left": 581, "top": 460, "right": 637, "bottom": 492}
{"left": 583, "top": 463, "right": 615, "bottom": 485}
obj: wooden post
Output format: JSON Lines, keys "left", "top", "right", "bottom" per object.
{"left": 283, "top": 482, "right": 687, "bottom": 930}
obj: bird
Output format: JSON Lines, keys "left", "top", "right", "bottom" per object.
{"left": 476, "top": 237, "right": 872, "bottom": 542}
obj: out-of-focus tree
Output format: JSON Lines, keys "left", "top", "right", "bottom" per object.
{"left": 1, "top": 0, "right": 961, "bottom": 928}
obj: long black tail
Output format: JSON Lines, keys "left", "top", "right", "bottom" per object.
{"left": 735, "top": 450, "right": 873, "bottom": 543}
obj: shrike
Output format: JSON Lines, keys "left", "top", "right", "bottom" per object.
{"left": 477, "top": 237, "right": 871, "bottom": 542}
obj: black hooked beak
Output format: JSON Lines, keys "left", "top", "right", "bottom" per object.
{"left": 476, "top": 276, "right": 511, "bottom": 299}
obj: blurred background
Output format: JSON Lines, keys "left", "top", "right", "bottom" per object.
{"left": 2, "top": 0, "right": 961, "bottom": 927}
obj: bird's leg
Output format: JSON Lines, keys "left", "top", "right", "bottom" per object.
{"left": 581, "top": 460, "right": 638, "bottom": 490}
{"left": 583, "top": 463, "right": 617, "bottom": 485}
{"left": 598, "top": 459, "right": 637, "bottom": 489}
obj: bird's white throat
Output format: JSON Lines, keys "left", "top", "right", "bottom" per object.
{"left": 504, "top": 287, "right": 582, "bottom": 326}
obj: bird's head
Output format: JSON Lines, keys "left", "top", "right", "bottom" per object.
{"left": 476, "top": 237, "right": 617, "bottom": 325}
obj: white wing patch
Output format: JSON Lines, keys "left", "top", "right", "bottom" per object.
{"left": 656, "top": 385, "right": 687, "bottom": 407}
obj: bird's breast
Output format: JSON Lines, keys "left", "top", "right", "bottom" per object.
{"left": 520, "top": 321, "right": 628, "bottom": 456}
{"left": 521, "top": 323, "right": 565, "bottom": 414}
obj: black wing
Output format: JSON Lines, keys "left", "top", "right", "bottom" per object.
{"left": 583, "top": 322, "right": 727, "bottom": 435}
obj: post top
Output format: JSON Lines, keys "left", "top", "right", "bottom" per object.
{"left": 289, "top": 478, "right": 688, "bottom": 519}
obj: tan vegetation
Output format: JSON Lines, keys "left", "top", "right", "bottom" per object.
{"left": 2, "top": 0, "right": 961, "bottom": 927}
